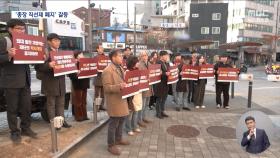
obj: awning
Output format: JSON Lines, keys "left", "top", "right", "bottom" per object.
{"left": 219, "top": 41, "right": 263, "bottom": 50}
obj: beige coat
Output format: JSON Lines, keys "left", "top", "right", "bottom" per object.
{"left": 138, "top": 61, "right": 153, "bottom": 97}
{"left": 132, "top": 92, "right": 143, "bottom": 111}
{"left": 102, "top": 63, "right": 129, "bottom": 117}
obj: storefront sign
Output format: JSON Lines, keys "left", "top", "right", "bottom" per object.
{"left": 50, "top": 51, "right": 78, "bottom": 77}
{"left": 160, "top": 23, "right": 186, "bottom": 28}
{"left": 267, "top": 75, "right": 280, "bottom": 81}
{"left": 77, "top": 58, "right": 98, "bottom": 79}
{"left": 12, "top": 32, "right": 45, "bottom": 64}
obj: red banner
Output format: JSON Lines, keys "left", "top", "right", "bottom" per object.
{"left": 95, "top": 55, "right": 111, "bottom": 72}
{"left": 77, "top": 58, "right": 98, "bottom": 79}
{"left": 148, "top": 64, "right": 161, "bottom": 85}
{"left": 182, "top": 65, "right": 199, "bottom": 80}
{"left": 199, "top": 64, "right": 214, "bottom": 79}
{"left": 139, "top": 70, "right": 149, "bottom": 92}
{"left": 121, "top": 70, "right": 140, "bottom": 99}
{"left": 168, "top": 65, "right": 179, "bottom": 84}
{"left": 50, "top": 51, "right": 78, "bottom": 77}
{"left": 12, "top": 32, "right": 45, "bottom": 64}
{"left": 217, "top": 68, "right": 239, "bottom": 82}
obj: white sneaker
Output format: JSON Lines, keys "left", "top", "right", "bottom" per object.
{"left": 195, "top": 106, "right": 200, "bottom": 109}
{"left": 128, "top": 131, "right": 135, "bottom": 136}
{"left": 201, "top": 106, "right": 206, "bottom": 109}
{"left": 217, "top": 104, "right": 221, "bottom": 109}
{"left": 134, "top": 128, "right": 141, "bottom": 133}
{"left": 225, "top": 106, "right": 230, "bottom": 109}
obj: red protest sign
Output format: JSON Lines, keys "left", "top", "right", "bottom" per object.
{"left": 199, "top": 64, "right": 214, "bottom": 79}
{"left": 95, "top": 55, "right": 111, "bottom": 72}
{"left": 50, "top": 51, "right": 78, "bottom": 77}
{"left": 217, "top": 68, "right": 239, "bottom": 82}
{"left": 182, "top": 65, "right": 199, "bottom": 80}
{"left": 148, "top": 64, "right": 161, "bottom": 85}
{"left": 139, "top": 70, "right": 149, "bottom": 92}
{"left": 121, "top": 70, "right": 140, "bottom": 99}
{"left": 77, "top": 58, "right": 98, "bottom": 79}
{"left": 12, "top": 32, "right": 45, "bottom": 64}
{"left": 168, "top": 65, "right": 179, "bottom": 84}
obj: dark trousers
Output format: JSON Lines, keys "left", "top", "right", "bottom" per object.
{"left": 72, "top": 89, "right": 88, "bottom": 121}
{"left": 216, "top": 83, "right": 230, "bottom": 107}
{"left": 155, "top": 95, "right": 168, "bottom": 116}
{"left": 194, "top": 80, "right": 206, "bottom": 107}
{"left": 4, "top": 86, "right": 31, "bottom": 133}
{"left": 188, "top": 80, "right": 195, "bottom": 102}
{"left": 46, "top": 95, "right": 65, "bottom": 120}
{"left": 107, "top": 116, "right": 126, "bottom": 146}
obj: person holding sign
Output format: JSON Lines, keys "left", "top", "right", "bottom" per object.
{"left": 137, "top": 51, "right": 153, "bottom": 126}
{"left": 124, "top": 56, "right": 143, "bottom": 136}
{"left": 68, "top": 51, "right": 89, "bottom": 122}
{"left": 0, "top": 19, "right": 37, "bottom": 142}
{"left": 93, "top": 44, "right": 106, "bottom": 111}
{"left": 35, "top": 33, "right": 71, "bottom": 128}
{"left": 102, "top": 49, "right": 130, "bottom": 156}
{"left": 214, "top": 55, "right": 232, "bottom": 109}
{"left": 154, "top": 51, "right": 170, "bottom": 119}
{"left": 194, "top": 55, "right": 207, "bottom": 109}
{"left": 176, "top": 56, "right": 191, "bottom": 111}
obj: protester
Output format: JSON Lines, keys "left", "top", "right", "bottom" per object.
{"left": 102, "top": 49, "right": 130, "bottom": 156}
{"left": 171, "top": 53, "right": 181, "bottom": 105}
{"left": 123, "top": 47, "right": 132, "bottom": 61}
{"left": 35, "top": 33, "right": 71, "bottom": 128}
{"left": 193, "top": 55, "right": 207, "bottom": 109}
{"left": 0, "top": 19, "right": 37, "bottom": 142}
{"left": 176, "top": 55, "right": 191, "bottom": 111}
{"left": 93, "top": 44, "right": 106, "bottom": 111}
{"left": 137, "top": 51, "right": 153, "bottom": 126}
{"left": 148, "top": 51, "right": 158, "bottom": 109}
{"left": 188, "top": 53, "right": 198, "bottom": 104}
{"left": 68, "top": 51, "right": 89, "bottom": 122}
{"left": 154, "top": 51, "right": 170, "bottom": 119}
{"left": 214, "top": 55, "right": 232, "bottom": 109}
{"left": 124, "top": 56, "right": 143, "bottom": 135}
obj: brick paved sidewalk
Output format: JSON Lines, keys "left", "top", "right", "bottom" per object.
{"left": 68, "top": 93, "right": 280, "bottom": 158}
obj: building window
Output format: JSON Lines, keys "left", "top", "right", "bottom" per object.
{"left": 212, "top": 13, "right": 221, "bottom": 20}
{"left": 212, "top": 27, "right": 220, "bottom": 34}
{"left": 71, "top": 23, "right": 76, "bottom": 29}
{"left": 201, "top": 27, "right": 209, "bottom": 34}
{"left": 11, "top": 0, "right": 20, "bottom": 4}
{"left": 209, "top": 41, "right": 219, "bottom": 49}
{"left": 244, "top": 22, "right": 273, "bottom": 33}
{"left": 8, "top": 6, "right": 19, "bottom": 11}
{"left": 192, "top": 13, "right": 199, "bottom": 18}
{"left": 27, "top": 26, "right": 38, "bottom": 36}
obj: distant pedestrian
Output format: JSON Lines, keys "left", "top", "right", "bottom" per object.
{"left": 102, "top": 49, "right": 130, "bottom": 156}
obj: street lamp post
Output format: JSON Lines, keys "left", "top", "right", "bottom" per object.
{"left": 133, "top": 5, "right": 136, "bottom": 55}
{"left": 88, "top": 1, "right": 95, "bottom": 53}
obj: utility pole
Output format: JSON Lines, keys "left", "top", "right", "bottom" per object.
{"left": 274, "top": 1, "right": 279, "bottom": 62}
{"left": 133, "top": 5, "right": 136, "bottom": 55}
{"left": 98, "top": 4, "right": 101, "bottom": 43}
{"left": 42, "top": 0, "right": 48, "bottom": 37}
{"left": 88, "top": 0, "right": 93, "bottom": 53}
{"left": 127, "top": 0, "right": 129, "bottom": 28}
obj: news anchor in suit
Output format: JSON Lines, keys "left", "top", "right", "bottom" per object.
{"left": 241, "top": 116, "right": 270, "bottom": 154}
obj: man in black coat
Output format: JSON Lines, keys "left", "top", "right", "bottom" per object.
{"left": 241, "top": 116, "right": 270, "bottom": 154}
{"left": 0, "top": 19, "right": 36, "bottom": 142}
{"left": 214, "top": 55, "right": 232, "bottom": 109}
{"left": 154, "top": 51, "right": 170, "bottom": 119}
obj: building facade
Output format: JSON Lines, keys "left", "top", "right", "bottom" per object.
{"left": 189, "top": 3, "right": 228, "bottom": 61}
